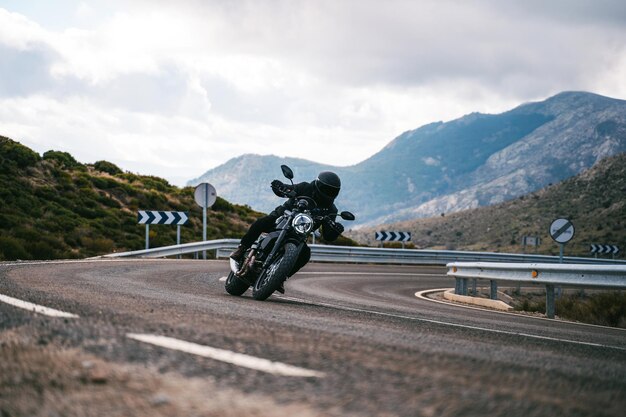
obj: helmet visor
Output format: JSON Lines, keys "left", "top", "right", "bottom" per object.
{"left": 316, "top": 180, "right": 340, "bottom": 199}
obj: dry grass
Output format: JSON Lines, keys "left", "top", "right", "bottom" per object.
{"left": 0, "top": 330, "right": 323, "bottom": 417}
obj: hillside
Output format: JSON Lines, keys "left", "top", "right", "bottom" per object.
{"left": 346, "top": 152, "right": 626, "bottom": 258}
{"left": 189, "top": 91, "right": 626, "bottom": 226}
{"left": 0, "top": 136, "right": 263, "bottom": 260}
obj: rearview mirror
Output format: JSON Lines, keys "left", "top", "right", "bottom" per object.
{"left": 281, "top": 165, "right": 294, "bottom": 180}
{"left": 340, "top": 211, "right": 355, "bottom": 221}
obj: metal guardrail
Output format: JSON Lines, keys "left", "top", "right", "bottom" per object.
{"left": 447, "top": 262, "right": 626, "bottom": 318}
{"left": 101, "top": 239, "right": 241, "bottom": 259}
{"left": 103, "top": 238, "right": 626, "bottom": 265}
{"left": 103, "top": 239, "right": 626, "bottom": 319}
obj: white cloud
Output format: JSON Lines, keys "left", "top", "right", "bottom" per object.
{"left": 0, "top": 1, "right": 625, "bottom": 186}
{"left": 422, "top": 157, "right": 440, "bottom": 167}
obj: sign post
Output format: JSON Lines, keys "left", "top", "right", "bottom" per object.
{"left": 549, "top": 218, "right": 575, "bottom": 263}
{"left": 546, "top": 218, "right": 575, "bottom": 318}
{"left": 194, "top": 183, "right": 217, "bottom": 260}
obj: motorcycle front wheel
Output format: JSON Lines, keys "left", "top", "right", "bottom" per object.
{"left": 224, "top": 271, "right": 250, "bottom": 296}
{"left": 252, "top": 243, "right": 298, "bottom": 301}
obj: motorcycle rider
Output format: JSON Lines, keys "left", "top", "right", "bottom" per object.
{"left": 230, "top": 171, "right": 345, "bottom": 293}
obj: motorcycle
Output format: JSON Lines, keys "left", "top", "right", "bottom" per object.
{"left": 225, "top": 164, "right": 355, "bottom": 300}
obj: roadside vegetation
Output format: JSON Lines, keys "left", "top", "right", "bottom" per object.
{"left": 507, "top": 289, "right": 626, "bottom": 328}
{"left": 0, "top": 136, "right": 264, "bottom": 260}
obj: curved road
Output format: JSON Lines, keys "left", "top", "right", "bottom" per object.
{"left": 1, "top": 259, "right": 625, "bottom": 416}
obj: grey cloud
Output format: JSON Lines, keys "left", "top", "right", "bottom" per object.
{"left": 495, "top": 0, "right": 626, "bottom": 27}
{"left": 0, "top": 43, "right": 58, "bottom": 97}
{"left": 150, "top": 0, "right": 625, "bottom": 99}
{"left": 0, "top": 41, "right": 193, "bottom": 116}
{"left": 94, "top": 0, "right": 626, "bottom": 105}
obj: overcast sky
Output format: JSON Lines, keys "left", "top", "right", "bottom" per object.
{"left": 1, "top": 0, "right": 625, "bottom": 185}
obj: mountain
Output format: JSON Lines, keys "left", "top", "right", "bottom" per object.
{"left": 0, "top": 136, "right": 263, "bottom": 260}
{"left": 346, "top": 152, "right": 626, "bottom": 258}
{"left": 188, "top": 92, "right": 626, "bottom": 226}
{"left": 189, "top": 154, "right": 339, "bottom": 218}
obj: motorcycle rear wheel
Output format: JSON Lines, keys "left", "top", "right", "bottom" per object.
{"left": 252, "top": 243, "right": 298, "bottom": 301}
{"left": 224, "top": 271, "right": 250, "bottom": 296}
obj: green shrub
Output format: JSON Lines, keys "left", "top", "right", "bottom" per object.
{"left": 93, "top": 160, "right": 122, "bottom": 175}
{"left": 81, "top": 236, "right": 115, "bottom": 255}
{"left": 556, "top": 292, "right": 626, "bottom": 328}
{"left": 25, "top": 240, "right": 61, "bottom": 260}
{"left": 142, "top": 176, "right": 171, "bottom": 192}
{"left": 213, "top": 197, "right": 235, "bottom": 213}
{"left": 0, "top": 137, "right": 41, "bottom": 169}
{"left": 43, "top": 150, "right": 83, "bottom": 170}
{"left": 0, "top": 236, "right": 30, "bottom": 260}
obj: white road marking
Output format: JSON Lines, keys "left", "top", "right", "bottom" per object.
{"left": 0, "top": 294, "right": 79, "bottom": 318}
{"left": 219, "top": 276, "right": 227, "bottom": 282}
{"left": 298, "top": 272, "right": 440, "bottom": 277}
{"left": 127, "top": 333, "right": 325, "bottom": 378}
{"left": 415, "top": 288, "right": 626, "bottom": 332}
{"left": 277, "top": 295, "right": 626, "bottom": 352}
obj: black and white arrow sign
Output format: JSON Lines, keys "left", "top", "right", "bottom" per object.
{"left": 138, "top": 210, "right": 189, "bottom": 225}
{"left": 590, "top": 244, "right": 620, "bottom": 255}
{"left": 375, "top": 231, "right": 411, "bottom": 242}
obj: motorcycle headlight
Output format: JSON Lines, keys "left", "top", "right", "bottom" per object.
{"left": 292, "top": 213, "right": 314, "bottom": 234}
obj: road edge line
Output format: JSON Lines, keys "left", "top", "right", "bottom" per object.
{"left": 0, "top": 293, "right": 79, "bottom": 318}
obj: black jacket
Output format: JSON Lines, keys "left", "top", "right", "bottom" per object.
{"left": 271, "top": 181, "right": 342, "bottom": 242}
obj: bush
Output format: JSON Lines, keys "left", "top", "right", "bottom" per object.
{"left": 142, "top": 176, "right": 171, "bottom": 192}
{"left": 43, "top": 150, "right": 83, "bottom": 170}
{"left": 213, "top": 197, "right": 235, "bottom": 213}
{"left": 93, "top": 160, "right": 122, "bottom": 175}
{"left": 81, "top": 236, "right": 115, "bottom": 255}
{"left": 0, "top": 137, "right": 41, "bottom": 169}
{"left": 0, "top": 236, "right": 30, "bottom": 260}
{"left": 25, "top": 240, "right": 62, "bottom": 260}
{"left": 557, "top": 292, "right": 626, "bottom": 328}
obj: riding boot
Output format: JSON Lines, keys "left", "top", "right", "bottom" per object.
{"left": 229, "top": 245, "right": 247, "bottom": 263}
{"left": 277, "top": 282, "right": 285, "bottom": 294}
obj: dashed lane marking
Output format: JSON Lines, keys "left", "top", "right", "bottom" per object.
{"left": 297, "top": 272, "right": 440, "bottom": 276}
{"left": 0, "top": 293, "right": 79, "bottom": 318}
{"left": 127, "top": 333, "right": 325, "bottom": 378}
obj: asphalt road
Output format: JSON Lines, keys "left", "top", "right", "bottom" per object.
{"left": 1, "top": 259, "right": 625, "bottom": 417}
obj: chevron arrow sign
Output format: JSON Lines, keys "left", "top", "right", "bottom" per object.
{"left": 375, "top": 231, "right": 411, "bottom": 242}
{"left": 590, "top": 244, "right": 620, "bottom": 255}
{"left": 138, "top": 210, "right": 189, "bottom": 225}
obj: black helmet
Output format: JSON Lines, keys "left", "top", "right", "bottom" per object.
{"left": 314, "top": 171, "right": 341, "bottom": 199}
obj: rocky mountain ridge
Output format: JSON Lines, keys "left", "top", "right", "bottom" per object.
{"left": 346, "top": 151, "right": 626, "bottom": 257}
{"left": 189, "top": 91, "right": 626, "bottom": 226}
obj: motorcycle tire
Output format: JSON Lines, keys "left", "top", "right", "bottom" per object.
{"left": 252, "top": 242, "right": 298, "bottom": 301}
{"left": 224, "top": 271, "right": 250, "bottom": 296}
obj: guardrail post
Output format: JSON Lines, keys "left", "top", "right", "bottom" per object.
{"left": 455, "top": 278, "right": 461, "bottom": 294}
{"left": 460, "top": 278, "right": 467, "bottom": 295}
{"left": 546, "top": 284, "right": 555, "bottom": 319}
{"left": 471, "top": 278, "right": 477, "bottom": 295}
{"left": 490, "top": 280, "right": 498, "bottom": 300}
